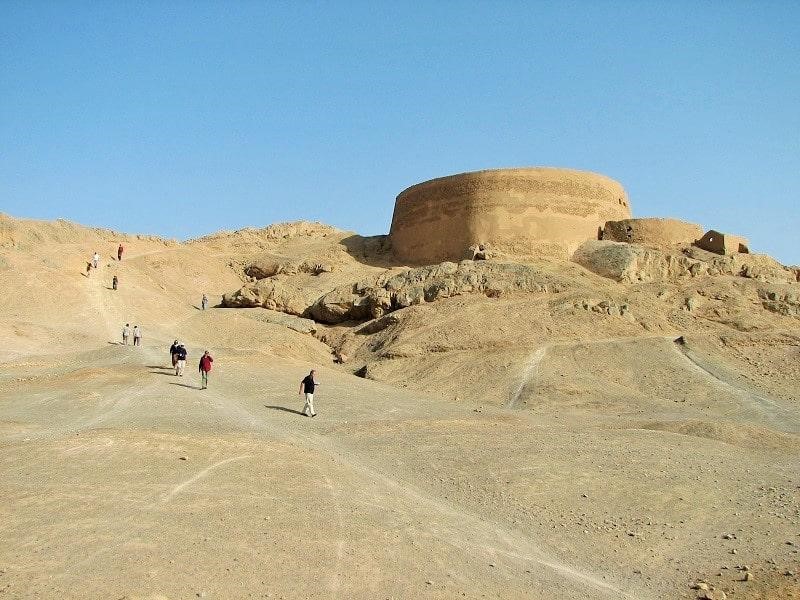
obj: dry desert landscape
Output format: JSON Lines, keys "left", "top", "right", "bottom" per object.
{"left": 1, "top": 170, "right": 799, "bottom": 600}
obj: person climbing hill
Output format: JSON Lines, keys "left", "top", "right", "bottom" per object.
{"left": 169, "top": 340, "right": 179, "bottom": 367}
{"left": 299, "top": 370, "right": 319, "bottom": 417}
{"left": 117, "top": 244, "right": 124, "bottom": 261}
{"left": 175, "top": 344, "right": 187, "bottom": 376}
{"left": 198, "top": 351, "right": 213, "bottom": 389}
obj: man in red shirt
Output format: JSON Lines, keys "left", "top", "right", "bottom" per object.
{"left": 117, "top": 244, "right": 124, "bottom": 261}
{"left": 199, "top": 350, "right": 213, "bottom": 389}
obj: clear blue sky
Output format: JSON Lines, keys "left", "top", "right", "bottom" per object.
{"left": 2, "top": 1, "right": 798, "bottom": 263}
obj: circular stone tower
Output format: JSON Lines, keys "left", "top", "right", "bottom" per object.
{"left": 389, "top": 167, "right": 631, "bottom": 264}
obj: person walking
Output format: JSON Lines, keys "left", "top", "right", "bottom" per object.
{"left": 92, "top": 252, "right": 100, "bottom": 269}
{"left": 175, "top": 344, "right": 187, "bottom": 376}
{"left": 198, "top": 350, "right": 213, "bottom": 389}
{"left": 86, "top": 261, "right": 92, "bottom": 276}
{"left": 117, "top": 244, "right": 124, "bottom": 261}
{"left": 201, "top": 293, "right": 208, "bottom": 310}
{"left": 122, "top": 323, "right": 130, "bottom": 345}
{"left": 112, "top": 275, "right": 118, "bottom": 290}
{"left": 133, "top": 325, "right": 142, "bottom": 346}
{"left": 169, "top": 340, "right": 179, "bottom": 367}
{"left": 298, "top": 370, "right": 319, "bottom": 417}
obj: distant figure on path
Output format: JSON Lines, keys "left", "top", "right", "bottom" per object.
{"left": 112, "top": 275, "right": 118, "bottom": 290}
{"left": 133, "top": 325, "right": 142, "bottom": 346}
{"left": 169, "top": 340, "right": 179, "bottom": 367}
{"left": 86, "top": 261, "right": 92, "bottom": 276}
{"left": 122, "top": 323, "right": 131, "bottom": 345}
{"left": 117, "top": 244, "right": 124, "bottom": 261}
{"left": 299, "top": 370, "right": 319, "bottom": 417}
{"left": 201, "top": 293, "right": 208, "bottom": 310}
{"left": 199, "top": 351, "right": 213, "bottom": 389}
{"left": 92, "top": 252, "right": 100, "bottom": 269}
{"left": 175, "top": 344, "right": 187, "bottom": 376}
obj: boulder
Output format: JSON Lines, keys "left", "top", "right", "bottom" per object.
{"left": 307, "top": 284, "right": 372, "bottom": 323}
{"left": 221, "top": 278, "right": 309, "bottom": 315}
{"left": 573, "top": 240, "right": 697, "bottom": 283}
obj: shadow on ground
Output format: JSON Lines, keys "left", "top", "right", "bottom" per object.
{"left": 168, "top": 382, "right": 199, "bottom": 390}
{"left": 264, "top": 405, "right": 305, "bottom": 416}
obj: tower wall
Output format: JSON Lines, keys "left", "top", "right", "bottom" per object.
{"left": 389, "top": 167, "right": 631, "bottom": 264}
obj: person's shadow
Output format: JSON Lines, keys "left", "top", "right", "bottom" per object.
{"left": 149, "top": 370, "right": 177, "bottom": 376}
{"left": 264, "top": 405, "right": 305, "bottom": 416}
{"left": 169, "top": 382, "right": 200, "bottom": 390}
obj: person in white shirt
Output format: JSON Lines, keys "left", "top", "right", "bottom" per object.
{"left": 92, "top": 252, "right": 100, "bottom": 269}
{"left": 133, "top": 326, "right": 142, "bottom": 346}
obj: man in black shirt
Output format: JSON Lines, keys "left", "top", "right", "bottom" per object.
{"left": 298, "top": 370, "right": 319, "bottom": 417}
{"left": 175, "top": 344, "right": 187, "bottom": 376}
{"left": 169, "top": 340, "right": 179, "bottom": 368}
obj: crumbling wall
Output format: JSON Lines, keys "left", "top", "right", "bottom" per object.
{"left": 602, "top": 218, "right": 703, "bottom": 247}
{"left": 695, "top": 230, "right": 749, "bottom": 255}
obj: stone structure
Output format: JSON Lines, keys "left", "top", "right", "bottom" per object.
{"left": 695, "top": 230, "right": 749, "bottom": 255}
{"left": 389, "top": 168, "right": 631, "bottom": 264}
{"left": 601, "top": 218, "right": 703, "bottom": 247}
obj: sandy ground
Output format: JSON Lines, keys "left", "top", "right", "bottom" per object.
{"left": 0, "top": 216, "right": 798, "bottom": 599}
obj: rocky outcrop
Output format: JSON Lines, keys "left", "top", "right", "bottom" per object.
{"left": 245, "top": 256, "right": 332, "bottom": 279}
{"left": 684, "top": 248, "right": 796, "bottom": 283}
{"left": 573, "top": 240, "right": 697, "bottom": 283}
{"left": 574, "top": 240, "right": 797, "bottom": 284}
{"left": 759, "top": 285, "right": 800, "bottom": 318}
{"left": 222, "top": 278, "right": 310, "bottom": 315}
{"left": 308, "top": 261, "right": 570, "bottom": 324}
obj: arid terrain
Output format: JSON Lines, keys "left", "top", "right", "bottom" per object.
{"left": 0, "top": 213, "right": 798, "bottom": 599}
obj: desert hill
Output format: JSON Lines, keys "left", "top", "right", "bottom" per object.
{"left": 0, "top": 211, "right": 798, "bottom": 599}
